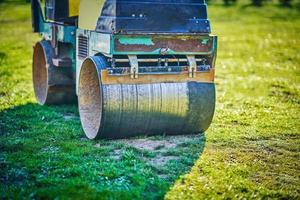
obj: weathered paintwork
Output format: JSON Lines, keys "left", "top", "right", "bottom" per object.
{"left": 75, "top": 30, "right": 217, "bottom": 93}
{"left": 113, "top": 35, "right": 217, "bottom": 55}
{"left": 77, "top": 30, "right": 217, "bottom": 55}
{"left": 100, "top": 69, "right": 214, "bottom": 85}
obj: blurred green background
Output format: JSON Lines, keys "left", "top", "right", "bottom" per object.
{"left": 0, "top": 0, "right": 299, "bottom": 199}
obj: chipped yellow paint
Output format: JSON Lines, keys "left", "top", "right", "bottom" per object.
{"left": 69, "top": 0, "right": 80, "bottom": 17}
{"left": 78, "top": 0, "right": 105, "bottom": 30}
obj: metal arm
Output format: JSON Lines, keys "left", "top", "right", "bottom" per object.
{"left": 30, "top": 0, "right": 44, "bottom": 32}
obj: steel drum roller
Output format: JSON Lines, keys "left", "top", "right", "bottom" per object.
{"left": 32, "top": 41, "right": 76, "bottom": 105}
{"left": 78, "top": 57, "right": 215, "bottom": 139}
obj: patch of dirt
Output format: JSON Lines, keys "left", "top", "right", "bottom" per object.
{"left": 125, "top": 139, "right": 176, "bottom": 151}
{"left": 167, "top": 135, "right": 200, "bottom": 144}
{"left": 157, "top": 174, "right": 169, "bottom": 179}
{"left": 111, "top": 149, "right": 122, "bottom": 160}
{"left": 80, "top": 137, "right": 88, "bottom": 141}
{"left": 122, "top": 135, "right": 202, "bottom": 167}
{"left": 149, "top": 155, "right": 178, "bottom": 167}
{"left": 94, "top": 143, "right": 101, "bottom": 148}
{"left": 63, "top": 114, "right": 79, "bottom": 121}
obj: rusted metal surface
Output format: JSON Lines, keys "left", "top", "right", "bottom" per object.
{"left": 114, "top": 35, "right": 214, "bottom": 53}
{"left": 110, "top": 58, "right": 203, "bottom": 63}
{"left": 100, "top": 69, "right": 214, "bottom": 85}
{"left": 32, "top": 41, "right": 76, "bottom": 105}
{"left": 78, "top": 57, "right": 215, "bottom": 139}
{"left": 106, "top": 65, "right": 211, "bottom": 75}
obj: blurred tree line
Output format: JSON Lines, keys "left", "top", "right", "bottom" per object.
{"left": 206, "top": 0, "right": 293, "bottom": 6}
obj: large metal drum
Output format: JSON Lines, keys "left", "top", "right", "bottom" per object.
{"left": 32, "top": 41, "right": 76, "bottom": 105}
{"left": 78, "top": 56, "right": 215, "bottom": 139}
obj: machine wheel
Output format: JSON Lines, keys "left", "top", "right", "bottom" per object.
{"left": 32, "top": 41, "right": 76, "bottom": 105}
{"left": 78, "top": 56, "right": 215, "bottom": 139}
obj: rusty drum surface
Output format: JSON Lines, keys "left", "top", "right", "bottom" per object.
{"left": 78, "top": 57, "right": 215, "bottom": 139}
{"left": 32, "top": 41, "right": 76, "bottom": 105}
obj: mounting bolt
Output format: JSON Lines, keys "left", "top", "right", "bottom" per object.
{"left": 160, "top": 47, "right": 169, "bottom": 55}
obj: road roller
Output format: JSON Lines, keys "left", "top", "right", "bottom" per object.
{"left": 31, "top": 0, "right": 217, "bottom": 139}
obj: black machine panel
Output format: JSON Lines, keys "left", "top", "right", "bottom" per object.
{"left": 96, "top": 0, "right": 211, "bottom": 34}
{"left": 45, "top": 0, "right": 76, "bottom": 24}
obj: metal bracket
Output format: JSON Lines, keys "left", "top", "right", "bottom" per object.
{"left": 187, "top": 55, "right": 197, "bottom": 78}
{"left": 128, "top": 55, "right": 139, "bottom": 79}
{"left": 52, "top": 57, "right": 72, "bottom": 67}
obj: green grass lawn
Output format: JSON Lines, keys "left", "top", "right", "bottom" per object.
{"left": 0, "top": 1, "right": 299, "bottom": 199}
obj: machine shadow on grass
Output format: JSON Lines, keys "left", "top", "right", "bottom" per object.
{"left": 0, "top": 103, "right": 206, "bottom": 199}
